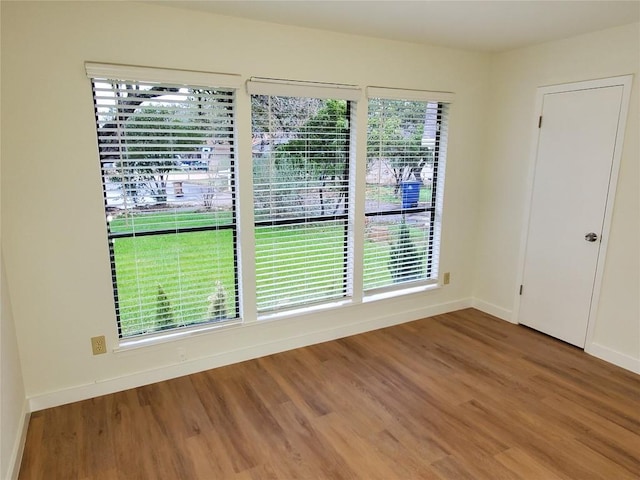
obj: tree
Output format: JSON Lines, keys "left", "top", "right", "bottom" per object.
{"left": 252, "top": 95, "right": 330, "bottom": 219}
{"left": 388, "top": 222, "right": 422, "bottom": 282}
{"left": 269, "top": 99, "right": 350, "bottom": 216}
{"left": 98, "top": 82, "right": 227, "bottom": 207}
{"left": 99, "top": 83, "right": 180, "bottom": 142}
{"left": 274, "top": 99, "right": 348, "bottom": 175}
{"left": 207, "top": 281, "right": 228, "bottom": 321}
{"left": 108, "top": 107, "right": 202, "bottom": 205}
{"left": 367, "top": 99, "right": 435, "bottom": 194}
{"left": 251, "top": 95, "right": 322, "bottom": 145}
{"left": 156, "top": 285, "right": 174, "bottom": 330}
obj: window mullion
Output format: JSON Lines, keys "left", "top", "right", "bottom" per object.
{"left": 349, "top": 98, "right": 368, "bottom": 303}
{"left": 234, "top": 89, "right": 258, "bottom": 323}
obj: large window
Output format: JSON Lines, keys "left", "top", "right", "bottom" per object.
{"left": 89, "top": 68, "right": 452, "bottom": 335}
{"left": 250, "top": 93, "right": 354, "bottom": 313}
{"left": 364, "top": 91, "right": 449, "bottom": 292}
{"left": 88, "top": 65, "right": 239, "bottom": 338}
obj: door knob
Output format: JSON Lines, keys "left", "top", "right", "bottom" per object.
{"left": 585, "top": 232, "right": 598, "bottom": 242}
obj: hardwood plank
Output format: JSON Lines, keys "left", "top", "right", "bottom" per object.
{"left": 369, "top": 429, "right": 444, "bottom": 479}
{"left": 313, "top": 412, "right": 405, "bottom": 480}
{"left": 184, "top": 428, "right": 237, "bottom": 479}
{"left": 543, "top": 393, "right": 640, "bottom": 473}
{"left": 430, "top": 455, "right": 480, "bottom": 480}
{"left": 18, "top": 308, "right": 640, "bottom": 479}
{"left": 269, "top": 401, "right": 359, "bottom": 479}
{"left": 189, "top": 370, "right": 261, "bottom": 473}
{"left": 495, "top": 447, "right": 565, "bottom": 480}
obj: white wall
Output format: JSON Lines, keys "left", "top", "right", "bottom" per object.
{"left": 1, "top": 22, "right": 29, "bottom": 474}
{"left": 474, "top": 23, "right": 640, "bottom": 371}
{"left": 1, "top": 253, "right": 28, "bottom": 478}
{"left": 3, "top": 2, "right": 636, "bottom": 417}
{"left": 1, "top": 1, "right": 490, "bottom": 408}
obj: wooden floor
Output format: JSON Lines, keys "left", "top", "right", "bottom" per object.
{"left": 19, "top": 309, "right": 640, "bottom": 479}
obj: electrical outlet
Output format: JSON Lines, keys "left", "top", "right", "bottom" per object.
{"left": 91, "top": 335, "right": 107, "bottom": 355}
{"left": 443, "top": 272, "right": 451, "bottom": 285}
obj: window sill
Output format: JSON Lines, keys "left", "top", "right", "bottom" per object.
{"left": 113, "top": 284, "right": 440, "bottom": 352}
{"left": 363, "top": 282, "right": 440, "bottom": 303}
{"left": 113, "top": 318, "right": 243, "bottom": 353}
{"left": 257, "top": 298, "right": 353, "bottom": 322}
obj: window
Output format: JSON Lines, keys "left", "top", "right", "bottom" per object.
{"left": 364, "top": 89, "right": 450, "bottom": 292}
{"left": 88, "top": 67, "right": 452, "bottom": 336}
{"left": 248, "top": 79, "right": 359, "bottom": 314}
{"left": 87, "top": 64, "right": 240, "bottom": 338}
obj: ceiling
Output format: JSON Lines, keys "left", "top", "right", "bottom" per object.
{"left": 156, "top": 0, "right": 640, "bottom": 52}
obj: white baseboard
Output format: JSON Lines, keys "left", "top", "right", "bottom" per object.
{"left": 6, "top": 401, "right": 30, "bottom": 480}
{"left": 29, "top": 298, "right": 473, "bottom": 411}
{"left": 586, "top": 342, "right": 640, "bottom": 374}
{"left": 471, "top": 298, "right": 515, "bottom": 323}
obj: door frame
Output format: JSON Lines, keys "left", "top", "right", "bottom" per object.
{"left": 513, "top": 75, "right": 633, "bottom": 349}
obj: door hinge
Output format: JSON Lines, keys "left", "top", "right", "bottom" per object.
{"left": 538, "top": 116, "right": 542, "bottom": 128}
{"left": 519, "top": 285, "right": 523, "bottom": 295}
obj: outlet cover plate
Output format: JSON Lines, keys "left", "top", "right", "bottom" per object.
{"left": 91, "top": 335, "right": 107, "bottom": 355}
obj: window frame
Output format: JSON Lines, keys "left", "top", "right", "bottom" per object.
{"left": 363, "top": 87, "right": 453, "bottom": 295}
{"left": 87, "top": 63, "right": 243, "bottom": 339}
{"left": 86, "top": 67, "right": 456, "bottom": 343}
{"left": 247, "top": 79, "right": 359, "bottom": 315}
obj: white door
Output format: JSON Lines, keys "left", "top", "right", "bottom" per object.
{"left": 519, "top": 80, "right": 628, "bottom": 348}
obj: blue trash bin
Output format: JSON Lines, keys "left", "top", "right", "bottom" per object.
{"left": 400, "top": 181, "right": 421, "bottom": 208}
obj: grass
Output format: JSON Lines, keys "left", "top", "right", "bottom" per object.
{"left": 114, "top": 224, "right": 351, "bottom": 335}
{"left": 110, "top": 210, "right": 233, "bottom": 234}
{"left": 255, "top": 222, "right": 348, "bottom": 311}
{"left": 112, "top": 194, "right": 429, "bottom": 336}
{"left": 365, "top": 184, "right": 433, "bottom": 205}
{"left": 113, "top": 230, "right": 236, "bottom": 337}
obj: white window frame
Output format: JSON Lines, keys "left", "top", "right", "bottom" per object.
{"left": 363, "top": 87, "right": 453, "bottom": 297}
{"left": 87, "top": 63, "right": 244, "bottom": 340}
{"left": 86, "top": 66, "right": 458, "bottom": 345}
{"left": 247, "top": 78, "right": 361, "bottom": 317}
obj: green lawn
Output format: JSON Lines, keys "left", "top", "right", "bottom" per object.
{"left": 113, "top": 229, "right": 236, "bottom": 337}
{"left": 255, "top": 222, "right": 348, "bottom": 311}
{"left": 112, "top": 206, "right": 427, "bottom": 337}
{"left": 110, "top": 210, "right": 233, "bottom": 234}
{"left": 366, "top": 184, "right": 433, "bottom": 204}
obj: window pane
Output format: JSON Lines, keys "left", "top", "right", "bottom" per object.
{"left": 95, "top": 84, "right": 235, "bottom": 232}
{"left": 113, "top": 230, "right": 237, "bottom": 337}
{"left": 90, "top": 74, "right": 238, "bottom": 337}
{"left": 365, "top": 98, "right": 447, "bottom": 291}
{"left": 252, "top": 96, "right": 351, "bottom": 313}
{"left": 364, "top": 216, "right": 433, "bottom": 290}
{"left": 255, "top": 221, "right": 347, "bottom": 312}
{"left": 365, "top": 99, "right": 438, "bottom": 213}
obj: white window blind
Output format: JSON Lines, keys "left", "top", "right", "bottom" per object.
{"left": 251, "top": 94, "right": 353, "bottom": 313}
{"left": 364, "top": 93, "right": 450, "bottom": 292}
{"left": 88, "top": 66, "right": 239, "bottom": 337}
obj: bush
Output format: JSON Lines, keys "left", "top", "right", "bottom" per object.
{"left": 388, "top": 222, "right": 421, "bottom": 282}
